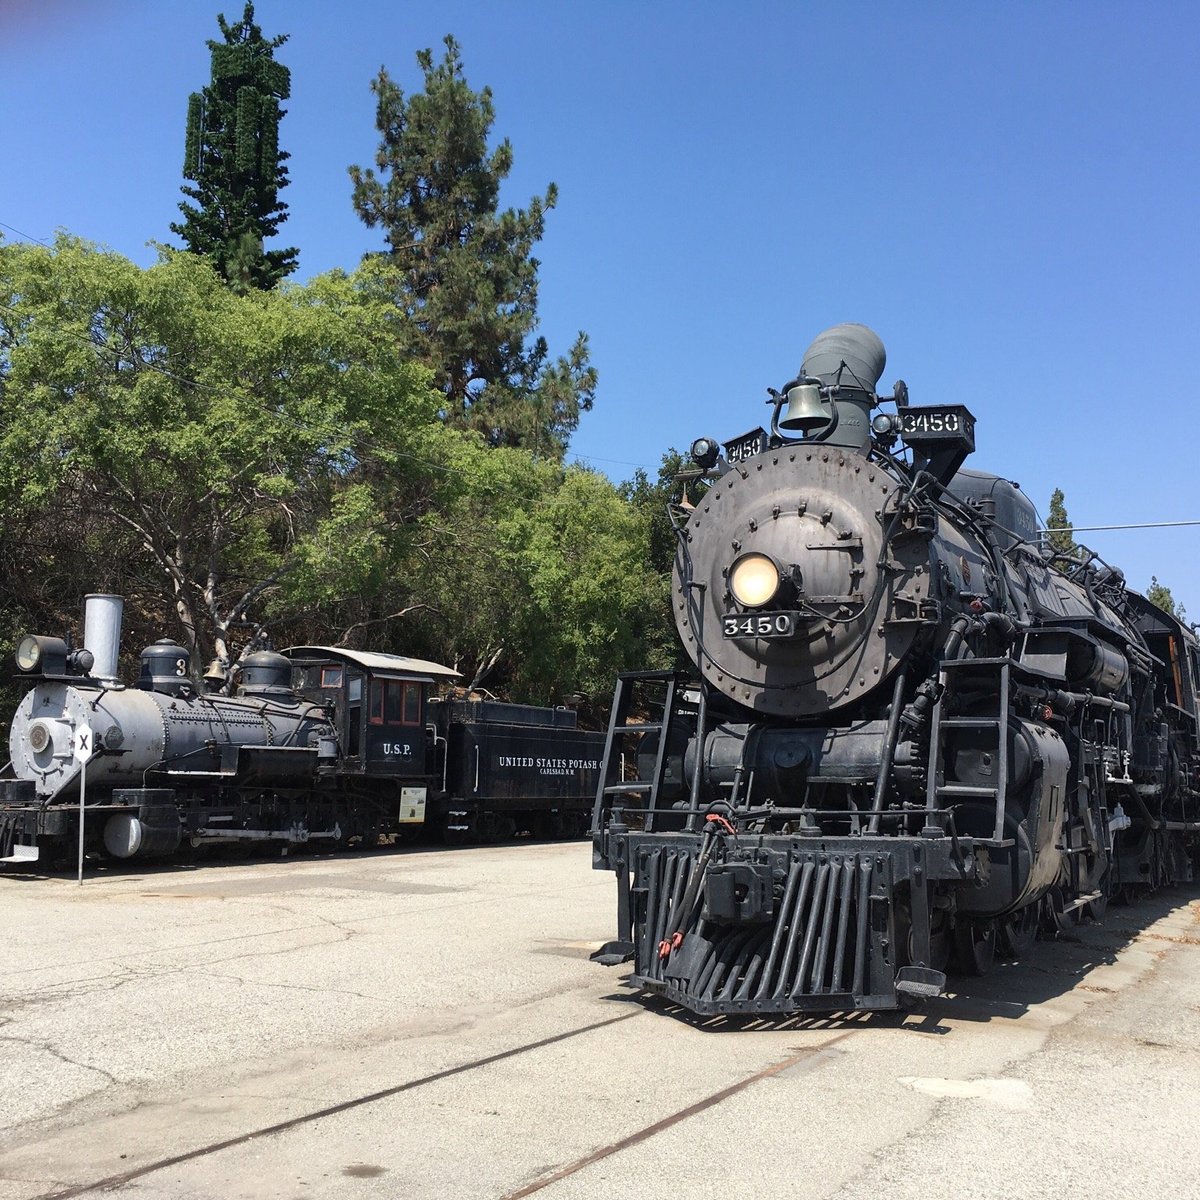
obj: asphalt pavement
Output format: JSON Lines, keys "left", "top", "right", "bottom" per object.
{"left": 1, "top": 842, "right": 1197, "bottom": 1199}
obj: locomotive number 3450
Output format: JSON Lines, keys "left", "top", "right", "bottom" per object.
{"left": 722, "top": 612, "right": 796, "bottom": 638}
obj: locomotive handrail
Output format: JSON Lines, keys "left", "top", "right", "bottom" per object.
{"left": 867, "top": 672, "right": 908, "bottom": 835}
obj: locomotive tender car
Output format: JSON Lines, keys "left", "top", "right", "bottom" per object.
{"left": 591, "top": 323, "right": 1200, "bottom": 1016}
{"left": 0, "top": 596, "right": 602, "bottom": 864}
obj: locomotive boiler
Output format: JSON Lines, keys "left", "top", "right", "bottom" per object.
{"left": 591, "top": 323, "right": 1200, "bottom": 1014}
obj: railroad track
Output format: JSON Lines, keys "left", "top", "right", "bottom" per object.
{"left": 499, "top": 1028, "right": 858, "bottom": 1199}
{"left": 32, "top": 1007, "right": 859, "bottom": 1200}
{"left": 36, "top": 1012, "right": 640, "bottom": 1200}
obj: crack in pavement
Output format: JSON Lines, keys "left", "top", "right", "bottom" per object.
{"left": 0, "top": 1033, "right": 123, "bottom": 1087}
{"left": 197, "top": 968, "right": 383, "bottom": 1005}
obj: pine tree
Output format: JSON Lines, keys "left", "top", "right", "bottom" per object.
{"left": 1046, "top": 488, "right": 1081, "bottom": 559}
{"left": 348, "top": 36, "right": 595, "bottom": 459}
{"left": 171, "top": 3, "right": 297, "bottom": 291}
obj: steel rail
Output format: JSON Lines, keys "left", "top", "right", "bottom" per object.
{"left": 34, "top": 1011, "right": 642, "bottom": 1200}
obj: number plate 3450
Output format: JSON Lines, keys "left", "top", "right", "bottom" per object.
{"left": 722, "top": 611, "right": 797, "bottom": 638}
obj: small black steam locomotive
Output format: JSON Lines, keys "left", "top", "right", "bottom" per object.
{"left": 0, "top": 597, "right": 602, "bottom": 865}
{"left": 591, "top": 323, "right": 1200, "bottom": 1015}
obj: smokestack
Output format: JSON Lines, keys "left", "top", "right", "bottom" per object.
{"left": 83, "top": 594, "right": 124, "bottom": 684}
{"left": 794, "top": 324, "right": 887, "bottom": 450}
{"left": 799, "top": 323, "right": 887, "bottom": 395}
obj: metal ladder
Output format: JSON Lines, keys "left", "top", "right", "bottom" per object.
{"left": 926, "top": 657, "right": 1012, "bottom": 844}
{"left": 591, "top": 671, "right": 684, "bottom": 835}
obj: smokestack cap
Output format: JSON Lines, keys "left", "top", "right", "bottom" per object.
{"left": 800, "top": 324, "right": 886, "bottom": 396}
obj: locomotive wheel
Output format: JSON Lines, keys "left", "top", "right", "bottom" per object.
{"left": 998, "top": 904, "right": 1039, "bottom": 959}
{"left": 950, "top": 920, "right": 996, "bottom": 976}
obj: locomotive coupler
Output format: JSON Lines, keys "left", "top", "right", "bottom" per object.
{"left": 701, "top": 860, "right": 774, "bottom": 924}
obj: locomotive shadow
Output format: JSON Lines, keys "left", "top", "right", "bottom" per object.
{"left": 612, "top": 882, "right": 1200, "bottom": 1033}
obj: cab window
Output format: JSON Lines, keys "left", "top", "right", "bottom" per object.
{"left": 369, "top": 680, "right": 423, "bottom": 726}
{"left": 320, "top": 665, "right": 344, "bottom": 688}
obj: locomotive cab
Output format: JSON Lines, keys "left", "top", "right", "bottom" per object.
{"left": 284, "top": 646, "right": 459, "bottom": 784}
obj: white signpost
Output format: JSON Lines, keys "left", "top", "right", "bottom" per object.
{"left": 73, "top": 723, "right": 95, "bottom": 885}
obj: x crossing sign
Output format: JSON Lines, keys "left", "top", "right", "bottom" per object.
{"left": 73, "top": 724, "right": 96, "bottom": 764}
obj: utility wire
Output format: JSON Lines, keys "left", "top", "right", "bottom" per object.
{"left": 0, "top": 219, "right": 51, "bottom": 246}
{"left": 569, "top": 452, "right": 661, "bottom": 471}
{"left": 1042, "top": 522, "right": 1200, "bottom": 534}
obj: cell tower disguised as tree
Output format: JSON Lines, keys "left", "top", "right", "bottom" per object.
{"left": 1046, "top": 488, "right": 1081, "bottom": 560}
{"left": 172, "top": 3, "right": 297, "bottom": 291}
{"left": 348, "top": 36, "right": 596, "bottom": 460}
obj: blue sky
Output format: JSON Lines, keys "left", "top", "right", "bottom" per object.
{"left": 3, "top": 2, "right": 1198, "bottom": 605}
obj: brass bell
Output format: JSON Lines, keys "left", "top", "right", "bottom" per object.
{"left": 778, "top": 380, "right": 831, "bottom": 433}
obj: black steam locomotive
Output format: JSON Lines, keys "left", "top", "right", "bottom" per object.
{"left": 591, "top": 323, "right": 1200, "bottom": 1015}
{"left": 0, "top": 597, "right": 602, "bottom": 866}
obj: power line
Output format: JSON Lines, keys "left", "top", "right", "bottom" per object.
{"left": 569, "top": 452, "right": 660, "bottom": 472}
{"left": 1042, "top": 521, "right": 1200, "bottom": 534}
{"left": 0, "top": 218, "right": 51, "bottom": 246}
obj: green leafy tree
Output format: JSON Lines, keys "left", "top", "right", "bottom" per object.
{"left": 171, "top": 3, "right": 297, "bottom": 291}
{"left": 348, "top": 36, "right": 595, "bottom": 459}
{"left": 395, "top": 440, "right": 560, "bottom": 691}
{"left": 388, "top": 450, "right": 672, "bottom": 702}
{"left": 1147, "top": 576, "right": 1186, "bottom": 621}
{"left": 1045, "top": 487, "right": 1080, "bottom": 559}
{"left": 514, "top": 468, "right": 673, "bottom": 700}
{"left": 620, "top": 449, "right": 699, "bottom": 576}
{"left": 0, "top": 235, "right": 435, "bottom": 671}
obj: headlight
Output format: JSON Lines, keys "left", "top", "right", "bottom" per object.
{"left": 15, "top": 635, "right": 42, "bottom": 672}
{"left": 14, "top": 634, "right": 68, "bottom": 674}
{"left": 690, "top": 437, "right": 720, "bottom": 469}
{"left": 729, "top": 552, "right": 781, "bottom": 608}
